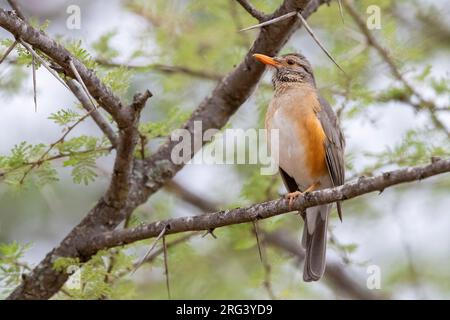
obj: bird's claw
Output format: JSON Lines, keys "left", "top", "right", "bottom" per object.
{"left": 285, "top": 191, "right": 303, "bottom": 210}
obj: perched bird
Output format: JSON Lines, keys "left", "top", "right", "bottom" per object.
{"left": 253, "top": 53, "right": 345, "bottom": 281}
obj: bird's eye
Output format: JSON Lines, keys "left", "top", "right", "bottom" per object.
{"left": 287, "top": 59, "right": 295, "bottom": 65}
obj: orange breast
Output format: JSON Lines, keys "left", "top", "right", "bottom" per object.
{"left": 300, "top": 112, "right": 327, "bottom": 178}
{"left": 266, "top": 85, "right": 329, "bottom": 182}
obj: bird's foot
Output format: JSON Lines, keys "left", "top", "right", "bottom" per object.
{"left": 285, "top": 191, "right": 303, "bottom": 210}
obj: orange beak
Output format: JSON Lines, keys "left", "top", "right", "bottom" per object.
{"left": 253, "top": 53, "right": 280, "bottom": 67}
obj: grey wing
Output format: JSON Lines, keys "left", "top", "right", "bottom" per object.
{"left": 279, "top": 166, "right": 299, "bottom": 193}
{"left": 317, "top": 95, "right": 345, "bottom": 218}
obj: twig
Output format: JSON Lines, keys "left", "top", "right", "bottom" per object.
{"left": 139, "top": 233, "right": 199, "bottom": 265}
{"left": 68, "top": 59, "right": 96, "bottom": 109}
{"left": 252, "top": 221, "right": 276, "bottom": 300}
{"left": 18, "top": 108, "right": 99, "bottom": 184}
{"left": 337, "top": 0, "right": 345, "bottom": 24}
{"left": 239, "top": 9, "right": 346, "bottom": 75}
{"left": 132, "top": 225, "right": 168, "bottom": 274}
{"left": 239, "top": 11, "right": 296, "bottom": 32}
{"left": 0, "top": 147, "right": 112, "bottom": 180}
{"left": 65, "top": 79, "right": 118, "bottom": 147}
{"left": 18, "top": 40, "right": 70, "bottom": 90}
{"left": 162, "top": 235, "right": 171, "bottom": 299}
{"left": 236, "top": 0, "right": 267, "bottom": 22}
{"left": 0, "top": 10, "right": 126, "bottom": 123}
{"left": 296, "top": 12, "right": 346, "bottom": 75}
{"left": 31, "top": 53, "right": 37, "bottom": 112}
{"left": 0, "top": 40, "right": 17, "bottom": 65}
{"left": 253, "top": 221, "right": 264, "bottom": 263}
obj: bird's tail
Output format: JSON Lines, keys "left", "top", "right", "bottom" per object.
{"left": 301, "top": 204, "right": 330, "bottom": 282}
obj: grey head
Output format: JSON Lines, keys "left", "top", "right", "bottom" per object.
{"left": 253, "top": 52, "right": 316, "bottom": 89}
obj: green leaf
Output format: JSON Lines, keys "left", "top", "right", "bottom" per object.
{"left": 48, "top": 109, "right": 81, "bottom": 126}
{"left": 66, "top": 40, "right": 97, "bottom": 70}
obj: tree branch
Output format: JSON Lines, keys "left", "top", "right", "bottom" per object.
{"left": 166, "top": 180, "right": 379, "bottom": 299}
{"left": 0, "top": 9, "right": 128, "bottom": 126}
{"left": 342, "top": 0, "right": 450, "bottom": 139}
{"left": 236, "top": 0, "right": 268, "bottom": 22}
{"left": 86, "top": 158, "right": 450, "bottom": 252}
{"left": 104, "top": 90, "right": 151, "bottom": 208}
{"left": 143, "top": 0, "right": 318, "bottom": 193}
{"left": 65, "top": 79, "right": 119, "bottom": 147}
{"left": 4, "top": 0, "right": 326, "bottom": 300}
{"left": 6, "top": 99, "right": 149, "bottom": 299}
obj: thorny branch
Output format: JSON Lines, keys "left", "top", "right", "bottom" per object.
{"left": 98, "top": 155, "right": 447, "bottom": 298}
{"left": 87, "top": 158, "right": 450, "bottom": 255}
{"left": 65, "top": 80, "right": 119, "bottom": 147}
{"left": 1, "top": 0, "right": 448, "bottom": 301}
{"left": 0, "top": 9, "right": 128, "bottom": 125}
{"left": 166, "top": 181, "right": 378, "bottom": 299}
{"left": 2, "top": 0, "right": 321, "bottom": 299}
{"left": 239, "top": 3, "right": 346, "bottom": 74}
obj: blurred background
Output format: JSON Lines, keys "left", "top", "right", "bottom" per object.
{"left": 0, "top": 0, "right": 449, "bottom": 299}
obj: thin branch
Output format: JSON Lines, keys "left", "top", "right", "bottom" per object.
{"left": 19, "top": 108, "right": 100, "bottom": 184}
{"left": 0, "top": 9, "right": 127, "bottom": 124}
{"left": 236, "top": 0, "right": 267, "bottom": 22}
{"left": 4, "top": 0, "right": 327, "bottom": 300}
{"left": 0, "top": 147, "right": 112, "bottom": 180}
{"left": 18, "top": 40, "right": 70, "bottom": 90}
{"left": 162, "top": 235, "right": 171, "bottom": 300}
{"left": 65, "top": 79, "right": 119, "bottom": 147}
{"left": 68, "top": 59, "right": 96, "bottom": 109}
{"left": 141, "top": 233, "right": 199, "bottom": 265}
{"left": 342, "top": 0, "right": 450, "bottom": 138}
{"left": 0, "top": 40, "right": 17, "bottom": 65}
{"left": 132, "top": 226, "right": 167, "bottom": 274}
{"left": 103, "top": 233, "right": 198, "bottom": 289}
{"left": 252, "top": 221, "right": 276, "bottom": 300}
{"left": 296, "top": 12, "right": 346, "bottom": 75}
{"left": 239, "top": 11, "right": 297, "bottom": 32}
{"left": 337, "top": 0, "right": 344, "bottom": 24}
{"left": 31, "top": 53, "right": 37, "bottom": 112}
{"left": 88, "top": 158, "right": 450, "bottom": 252}
{"left": 239, "top": 7, "right": 346, "bottom": 75}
